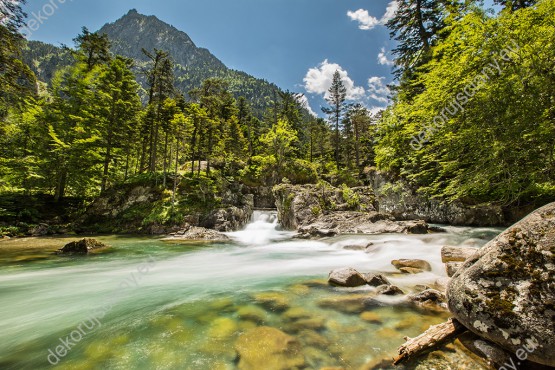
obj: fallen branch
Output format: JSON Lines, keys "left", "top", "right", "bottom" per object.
{"left": 393, "top": 318, "right": 467, "bottom": 365}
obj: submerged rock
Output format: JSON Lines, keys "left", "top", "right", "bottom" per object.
{"left": 56, "top": 238, "right": 108, "bottom": 255}
{"left": 252, "top": 292, "right": 290, "bottom": 312}
{"left": 235, "top": 326, "right": 305, "bottom": 370}
{"left": 328, "top": 268, "right": 367, "bottom": 287}
{"left": 448, "top": 202, "right": 555, "bottom": 367}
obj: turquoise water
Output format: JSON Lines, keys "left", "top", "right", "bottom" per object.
{"left": 0, "top": 212, "right": 500, "bottom": 369}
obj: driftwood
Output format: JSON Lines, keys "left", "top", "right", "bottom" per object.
{"left": 441, "top": 246, "right": 477, "bottom": 263}
{"left": 393, "top": 318, "right": 467, "bottom": 365}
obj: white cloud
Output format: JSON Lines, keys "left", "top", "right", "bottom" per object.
{"left": 367, "top": 76, "right": 390, "bottom": 104}
{"left": 382, "top": 1, "right": 399, "bottom": 24}
{"left": 295, "top": 94, "right": 318, "bottom": 118}
{"left": 377, "top": 47, "right": 394, "bottom": 66}
{"left": 347, "top": 1, "right": 398, "bottom": 30}
{"left": 346, "top": 9, "right": 380, "bottom": 31}
{"left": 303, "top": 59, "right": 365, "bottom": 101}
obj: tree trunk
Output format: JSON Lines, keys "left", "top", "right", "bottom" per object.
{"left": 54, "top": 169, "right": 67, "bottom": 202}
{"left": 393, "top": 318, "right": 467, "bottom": 365}
{"left": 163, "top": 130, "right": 169, "bottom": 188}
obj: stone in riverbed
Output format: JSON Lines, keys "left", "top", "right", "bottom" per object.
{"left": 398, "top": 267, "right": 425, "bottom": 274}
{"left": 56, "top": 238, "right": 109, "bottom": 255}
{"left": 252, "top": 292, "right": 290, "bottom": 312}
{"left": 441, "top": 245, "right": 477, "bottom": 263}
{"left": 408, "top": 289, "right": 447, "bottom": 311}
{"left": 392, "top": 259, "right": 432, "bottom": 272}
{"left": 360, "top": 311, "right": 382, "bottom": 324}
{"left": 363, "top": 272, "right": 391, "bottom": 287}
{"left": 235, "top": 326, "right": 305, "bottom": 370}
{"left": 328, "top": 267, "right": 367, "bottom": 287}
{"left": 377, "top": 284, "right": 404, "bottom": 296}
{"left": 448, "top": 202, "right": 555, "bottom": 367}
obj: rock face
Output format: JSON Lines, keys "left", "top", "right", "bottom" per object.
{"left": 274, "top": 183, "right": 432, "bottom": 236}
{"left": 57, "top": 238, "right": 108, "bottom": 255}
{"left": 447, "top": 203, "right": 555, "bottom": 367}
{"left": 235, "top": 327, "right": 305, "bottom": 370}
{"left": 201, "top": 197, "right": 254, "bottom": 232}
{"left": 366, "top": 169, "right": 506, "bottom": 226}
{"left": 328, "top": 268, "right": 367, "bottom": 287}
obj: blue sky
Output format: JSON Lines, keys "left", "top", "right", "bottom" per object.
{"left": 21, "top": 0, "right": 493, "bottom": 115}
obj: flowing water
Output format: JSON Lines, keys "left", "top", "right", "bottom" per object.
{"left": 0, "top": 211, "right": 501, "bottom": 369}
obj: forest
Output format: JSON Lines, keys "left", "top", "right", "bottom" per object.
{"left": 1, "top": 0, "right": 554, "bottom": 225}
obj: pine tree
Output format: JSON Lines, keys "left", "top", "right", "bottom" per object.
{"left": 322, "top": 71, "right": 347, "bottom": 170}
{"left": 73, "top": 27, "right": 112, "bottom": 71}
{"left": 386, "top": 0, "right": 446, "bottom": 77}
{"left": 95, "top": 56, "right": 141, "bottom": 192}
{"left": 0, "top": 0, "right": 35, "bottom": 118}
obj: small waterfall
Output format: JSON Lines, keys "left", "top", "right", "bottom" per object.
{"left": 226, "top": 210, "right": 292, "bottom": 245}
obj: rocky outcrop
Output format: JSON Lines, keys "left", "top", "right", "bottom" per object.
{"left": 164, "top": 225, "right": 229, "bottom": 241}
{"left": 274, "top": 183, "right": 434, "bottom": 236}
{"left": 274, "top": 183, "right": 376, "bottom": 230}
{"left": 77, "top": 182, "right": 253, "bottom": 234}
{"left": 447, "top": 202, "right": 555, "bottom": 367}
{"left": 328, "top": 267, "right": 367, "bottom": 287}
{"left": 56, "top": 238, "right": 109, "bottom": 255}
{"left": 366, "top": 169, "right": 506, "bottom": 226}
{"left": 201, "top": 196, "right": 254, "bottom": 232}
{"left": 234, "top": 327, "right": 305, "bottom": 370}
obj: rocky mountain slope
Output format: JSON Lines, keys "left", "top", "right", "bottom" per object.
{"left": 23, "top": 9, "right": 286, "bottom": 116}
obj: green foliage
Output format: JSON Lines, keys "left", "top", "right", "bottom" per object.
{"left": 284, "top": 159, "right": 319, "bottom": 185}
{"left": 341, "top": 184, "right": 361, "bottom": 209}
{"left": 376, "top": 0, "right": 555, "bottom": 206}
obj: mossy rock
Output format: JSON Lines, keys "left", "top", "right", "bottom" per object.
{"left": 252, "top": 292, "right": 290, "bottom": 312}
{"left": 236, "top": 305, "right": 268, "bottom": 324}
{"left": 235, "top": 326, "right": 305, "bottom": 370}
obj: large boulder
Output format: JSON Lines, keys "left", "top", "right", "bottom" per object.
{"left": 57, "top": 238, "right": 109, "bottom": 255}
{"left": 447, "top": 203, "right": 555, "bottom": 367}
{"left": 235, "top": 326, "right": 305, "bottom": 370}
{"left": 328, "top": 267, "right": 367, "bottom": 287}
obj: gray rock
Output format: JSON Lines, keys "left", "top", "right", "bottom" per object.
{"left": 377, "top": 284, "right": 404, "bottom": 296}
{"left": 57, "top": 238, "right": 108, "bottom": 255}
{"left": 363, "top": 273, "right": 391, "bottom": 287}
{"left": 328, "top": 267, "right": 367, "bottom": 287}
{"left": 448, "top": 202, "right": 555, "bottom": 367}
{"left": 445, "top": 262, "right": 464, "bottom": 277}
{"left": 409, "top": 289, "right": 447, "bottom": 310}
{"left": 163, "top": 225, "right": 230, "bottom": 241}
{"left": 366, "top": 170, "right": 506, "bottom": 226}
{"left": 392, "top": 259, "right": 432, "bottom": 272}
{"left": 441, "top": 245, "right": 478, "bottom": 263}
